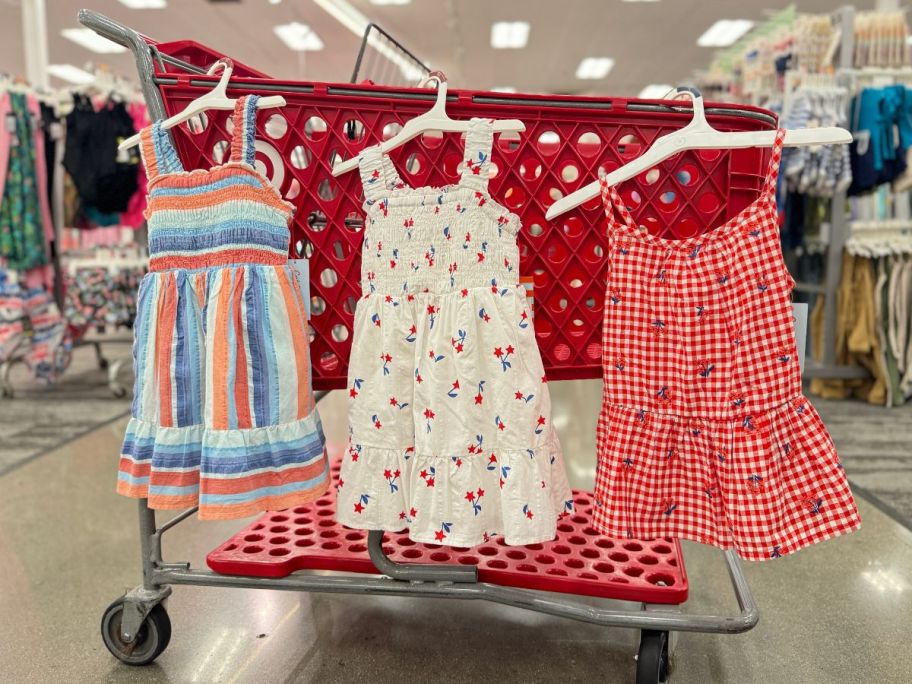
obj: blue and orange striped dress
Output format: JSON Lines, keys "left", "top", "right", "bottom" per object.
{"left": 117, "top": 95, "right": 329, "bottom": 520}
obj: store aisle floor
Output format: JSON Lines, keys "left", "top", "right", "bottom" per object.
{"left": 1, "top": 381, "right": 910, "bottom": 683}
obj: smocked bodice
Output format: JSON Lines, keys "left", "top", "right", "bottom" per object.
{"left": 357, "top": 118, "right": 520, "bottom": 295}
{"left": 139, "top": 96, "right": 293, "bottom": 272}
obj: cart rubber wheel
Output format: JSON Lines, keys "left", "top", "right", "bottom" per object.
{"left": 101, "top": 598, "right": 171, "bottom": 666}
{"left": 98, "top": 356, "right": 109, "bottom": 370}
{"left": 636, "top": 629, "right": 669, "bottom": 684}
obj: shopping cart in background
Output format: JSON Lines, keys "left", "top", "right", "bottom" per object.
{"left": 80, "top": 10, "right": 770, "bottom": 681}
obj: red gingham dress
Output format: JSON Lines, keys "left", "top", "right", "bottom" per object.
{"left": 593, "top": 131, "right": 861, "bottom": 561}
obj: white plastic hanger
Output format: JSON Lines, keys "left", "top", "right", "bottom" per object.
{"left": 117, "top": 58, "right": 285, "bottom": 151}
{"left": 331, "top": 74, "right": 525, "bottom": 177}
{"left": 545, "top": 87, "right": 854, "bottom": 221}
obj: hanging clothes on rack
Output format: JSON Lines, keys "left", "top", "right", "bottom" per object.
{"left": 0, "top": 90, "right": 54, "bottom": 274}
{"left": 63, "top": 93, "right": 140, "bottom": 220}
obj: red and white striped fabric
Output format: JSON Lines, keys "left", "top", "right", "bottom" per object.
{"left": 593, "top": 130, "right": 861, "bottom": 561}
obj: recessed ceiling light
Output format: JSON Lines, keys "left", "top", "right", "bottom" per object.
{"left": 638, "top": 84, "right": 674, "bottom": 99}
{"left": 273, "top": 22, "right": 324, "bottom": 51}
{"left": 491, "top": 21, "right": 529, "bottom": 49}
{"left": 370, "top": 0, "right": 411, "bottom": 5}
{"left": 491, "top": 86, "right": 517, "bottom": 93}
{"left": 697, "top": 19, "right": 754, "bottom": 48}
{"left": 117, "top": 0, "right": 167, "bottom": 8}
{"left": 47, "top": 64, "right": 95, "bottom": 85}
{"left": 61, "top": 28, "right": 127, "bottom": 54}
{"left": 576, "top": 57, "right": 615, "bottom": 80}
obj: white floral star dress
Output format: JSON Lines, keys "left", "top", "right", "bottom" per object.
{"left": 336, "top": 118, "right": 573, "bottom": 546}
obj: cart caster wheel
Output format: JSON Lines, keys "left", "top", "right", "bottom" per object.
{"left": 101, "top": 598, "right": 171, "bottom": 666}
{"left": 636, "top": 629, "right": 669, "bottom": 684}
{"left": 98, "top": 357, "right": 109, "bottom": 370}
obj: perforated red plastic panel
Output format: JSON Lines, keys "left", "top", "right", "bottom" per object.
{"left": 152, "top": 46, "right": 777, "bottom": 390}
{"left": 207, "top": 460, "right": 688, "bottom": 604}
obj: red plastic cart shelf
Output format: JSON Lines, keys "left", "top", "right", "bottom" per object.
{"left": 207, "top": 460, "right": 689, "bottom": 605}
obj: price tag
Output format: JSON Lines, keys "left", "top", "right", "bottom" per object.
{"left": 792, "top": 303, "right": 808, "bottom": 372}
{"left": 289, "top": 259, "right": 310, "bottom": 318}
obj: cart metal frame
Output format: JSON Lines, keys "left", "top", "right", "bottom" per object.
{"left": 79, "top": 9, "right": 760, "bottom": 679}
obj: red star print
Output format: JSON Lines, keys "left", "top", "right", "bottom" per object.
{"left": 424, "top": 408, "right": 435, "bottom": 419}
{"left": 385, "top": 295, "right": 393, "bottom": 303}
{"left": 410, "top": 507, "right": 417, "bottom": 517}
{"left": 455, "top": 343, "right": 464, "bottom": 352}
{"left": 394, "top": 469, "right": 400, "bottom": 477}
{"left": 467, "top": 444, "right": 477, "bottom": 454}
{"left": 455, "top": 458, "right": 462, "bottom": 467}
{"left": 354, "top": 502, "right": 364, "bottom": 513}
{"left": 499, "top": 478, "right": 505, "bottom": 489}
{"left": 407, "top": 294, "right": 415, "bottom": 302}
{"left": 525, "top": 509, "right": 534, "bottom": 519}
{"left": 541, "top": 375, "right": 548, "bottom": 383}
{"left": 390, "top": 260, "right": 396, "bottom": 269}
{"left": 537, "top": 415, "right": 546, "bottom": 426}
{"left": 419, "top": 469, "right": 427, "bottom": 479}
{"left": 521, "top": 311, "right": 528, "bottom": 320}
{"left": 349, "top": 388, "right": 358, "bottom": 398}
{"left": 389, "top": 396, "right": 398, "bottom": 406}
{"left": 494, "top": 347, "right": 503, "bottom": 357}
{"left": 452, "top": 380, "right": 460, "bottom": 390}
{"left": 374, "top": 420, "right": 382, "bottom": 429}
{"left": 497, "top": 421, "right": 506, "bottom": 431}
{"left": 426, "top": 304, "right": 437, "bottom": 315}
{"left": 477, "top": 252, "right": 485, "bottom": 262}
{"left": 351, "top": 452, "right": 359, "bottom": 462}
{"left": 465, "top": 491, "right": 475, "bottom": 501}
{"left": 477, "top": 488, "right": 485, "bottom": 498}
{"left": 434, "top": 530, "right": 446, "bottom": 541}
{"left": 460, "top": 288, "right": 469, "bottom": 297}
{"left": 409, "top": 324, "right": 417, "bottom": 335}
{"left": 515, "top": 391, "right": 524, "bottom": 400}
{"left": 506, "top": 345, "right": 515, "bottom": 355}
{"left": 426, "top": 477, "right": 435, "bottom": 487}
{"left": 383, "top": 353, "right": 392, "bottom": 363}
{"left": 474, "top": 393, "right": 483, "bottom": 405}
{"left": 371, "top": 169, "right": 380, "bottom": 179}
{"left": 488, "top": 454, "right": 497, "bottom": 464}
{"left": 415, "top": 373, "right": 423, "bottom": 384}
{"left": 482, "top": 312, "right": 491, "bottom": 322}
{"left": 399, "top": 511, "right": 406, "bottom": 520}
{"left": 428, "top": 350, "right": 436, "bottom": 359}
{"left": 383, "top": 469, "right": 392, "bottom": 478}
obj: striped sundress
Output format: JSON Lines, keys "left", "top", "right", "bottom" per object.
{"left": 117, "top": 96, "right": 329, "bottom": 520}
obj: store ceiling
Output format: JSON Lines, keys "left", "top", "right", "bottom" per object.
{"left": 0, "top": 0, "right": 872, "bottom": 96}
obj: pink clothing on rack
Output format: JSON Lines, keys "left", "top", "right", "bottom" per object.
{"left": 0, "top": 92, "right": 10, "bottom": 204}
{"left": 120, "top": 102, "right": 149, "bottom": 229}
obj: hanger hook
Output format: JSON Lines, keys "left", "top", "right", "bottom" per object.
{"left": 672, "top": 86, "right": 706, "bottom": 125}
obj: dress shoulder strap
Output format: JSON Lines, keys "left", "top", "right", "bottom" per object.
{"left": 139, "top": 122, "right": 183, "bottom": 181}
{"left": 229, "top": 95, "right": 261, "bottom": 165}
{"left": 762, "top": 128, "right": 786, "bottom": 198}
{"left": 357, "top": 145, "right": 405, "bottom": 203}
{"left": 459, "top": 117, "right": 493, "bottom": 192}
{"left": 597, "top": 169, "right": 637, "bottom": 229}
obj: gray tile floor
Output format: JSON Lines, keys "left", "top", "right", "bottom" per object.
{"left": 1, "top": 381, "right": 910, "bottom": 683}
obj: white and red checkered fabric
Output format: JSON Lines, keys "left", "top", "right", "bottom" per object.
{"left": 593, "top": 130, "right": 861, "bottom": 561}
